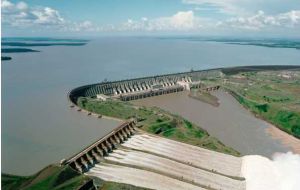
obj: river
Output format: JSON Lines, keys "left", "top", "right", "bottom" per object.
{"left": 2, "top": 37, "right": 300, "bottom": 175}
{"left": 133, "top": 90, "right": 290, "bottom": 157}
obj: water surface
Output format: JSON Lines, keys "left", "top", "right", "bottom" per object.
{"left": 133, "top": 91, "right": 290, "bottom": 157}
{"left": 2, "top": 37, "right": 300, "bottom": 175}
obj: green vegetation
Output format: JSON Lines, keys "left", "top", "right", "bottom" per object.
{"left": 2, "top": 165, "right": 152, "bottom": 190}
{"left": 202, "top": 70, "right": 300, "bottom": 139}
{"left": 189, "top": 89, "right": 220, "bottom": 106}
{"left": 220, "top": 65, "right": 300, "bottom": 75}
{"left": 94, "top": 178, "right": 152, "bottom": 190}
{"left": 77, "top": 97, "right": 240, "bottom": 156}
{"left": 4, "top": 96, "right": 240, "bottom": 189}
{"left": 2, "top": 165, "right": 89, "bottom": 190}
{"left": 99, "top": 182, "right": 152, "bottom": 190}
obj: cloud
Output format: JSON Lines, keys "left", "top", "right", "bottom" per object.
{"left": 183, "top": 0, "right": 300, "bottom": 16}
{"left": 218, "top": 10, "right": 300, "bottom": 30}
{"left": 277, "top": 10, "right": 300, "bottom": 27}
{"left": 182, "top": 0, "right": 246, "bottom": 15}
{"left": 31, "top": 7, "right": 64, "bottom": 25}
{"left": 119, "top": 11, "right": 202, "bottom": 31}
{"left": 65, "top": 20, "right": 102, "bottom": 32}
{"left": 1, "top": 0, "right": 101, "bottom": 33}
{"left": 170, "top": 11, "right": 197, "bottom": 29}
{"left": 242, "top": 152, "right": 300, "bottom": 190}
{"left": 116, "top": 10, "right": 300, "bottom": 33}
{"left": 16, "top": 1, "right": 28, "bottom": 11}
{"left": 2, "top": 0, "right": 300, "bottom": 36}
{"left": 1, "top": 0, "right": 64, "bottom": 27}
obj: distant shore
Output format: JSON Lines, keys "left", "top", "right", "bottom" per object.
{"left": 1, "top": 56, "right": 12, "bottom": 61}
{"left": 1, "top": 48, "right": 40, "bottom": 53}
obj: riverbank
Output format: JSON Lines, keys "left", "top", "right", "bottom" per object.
{"left": 227, "top": 89, "right": 300, "bottom": 139}
{"left": 133, "top": 90, "right": 291, "bottom": 157}
{"left": 266, "top": 125, "right": 300, "bottom": 154}
{"left": 77, "top": 97, "right": 240, "bottom": 156}
{"left": 1, "top": 165, "right": 89, "bottom": 190}
{"left": 202, "top": 69, "right": 300, "bottom": 138}
{"left": 1, "top": 164, "right": 150, "bottom": 190}
{"left": 2, "top": 93, "right": 241, "bottom": 190}
{"left": 227, "top": 89, "right": 300, "bottom": 154}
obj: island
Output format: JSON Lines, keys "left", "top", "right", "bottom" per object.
{"left": 2, "top": 42, "right": 87, "bottom": 47}
{"left": 1, "top": 48, "right": 40, "bottom": 53}
{"left": 1, "top": 56, "right": 12, "bottom": 61}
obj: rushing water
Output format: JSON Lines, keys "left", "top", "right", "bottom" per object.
{"left": 2, "top": 37, "right": 300, "bottom": 175}
{"left": 133, "top": 91, "right": 290, "bottom": 157}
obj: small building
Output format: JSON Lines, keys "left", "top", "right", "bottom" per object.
{"left": 177, "top": 80, "right": 201, "bottom": 90}
{"left": 96, "top": 94, "right": 110, "bottom": 101}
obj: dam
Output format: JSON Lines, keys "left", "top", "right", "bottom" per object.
{"left": 68, "top": 65, "right": 296, "bottom": 104}
{"left": 68, "top": 68, "right": 223, "bottom": 103}
{"left": 63, "top": 120, "right": 137, "bottom": 173}
{"left": 62, "top": 119, "right": 246, "bottom": 190}
{"left": 65, "top": 65, "right": 300, "bottom": 190}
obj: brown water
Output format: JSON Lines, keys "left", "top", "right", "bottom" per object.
{"left": 133, "top": 90, "right": 290, "bottom": 158}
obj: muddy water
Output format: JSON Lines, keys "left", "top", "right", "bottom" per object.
{"left": 133, "top": 90, "right": 290, "bottom": 157}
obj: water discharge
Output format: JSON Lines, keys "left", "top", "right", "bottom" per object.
{"left": 242, "top": 152, "right": 300, "bottom": 190}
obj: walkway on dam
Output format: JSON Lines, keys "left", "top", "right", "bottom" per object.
{"left": 86, "top": 132, "right": 246, "bottom": 190}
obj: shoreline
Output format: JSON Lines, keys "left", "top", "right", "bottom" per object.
{"left": 67, "top": 92, "right": 124, "bottom": 122}
{"left": 225, "top": 90, "right": 300, "bottom": 154}
{"left": 266, "top": 125, "right": 300, "bottom": 154}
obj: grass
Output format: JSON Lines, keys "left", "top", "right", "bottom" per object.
{"left": 235, "top": 91, "right": 300, "bottom": 138}
{"left": 95, "top": 179, "right": 152, "bottom": 190}
{"left": 2, "top": 165, "right": 153, "bottom": 190}
{"left": 1, "top": 165, "right": 90, "bottom": 190}
{"left": 77, "top": 97, "right": 240, "bottom": 156}
{"left": 203, "top": 70, "right": 300, "bottom": 139}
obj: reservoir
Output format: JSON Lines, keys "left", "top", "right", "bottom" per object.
{"left": 2, "top": 37, "right": 300, "bottom": 175}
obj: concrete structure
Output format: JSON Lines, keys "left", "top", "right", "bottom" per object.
{"left": 119, "top": 85, "right": 185, "bottom": 101}
{"left": 176, "top": 80, "right": 202, "bottom": 90}
{"left": 96, "top": 94, "right": 110, "bottom": 101}
{"left": 202, "top": 85, "right": 220, "bottom": 92}
{"left": 86, "top": 133, "right": 246, "bottom": 190}
{"left": 63, "top": 120, "right": 136, "bottom": 173}
{"left": 63, "top": 121, "right": 246, "bottom": 189}
{"left": 68, "top": 69, "right": 223, "bottom": 104}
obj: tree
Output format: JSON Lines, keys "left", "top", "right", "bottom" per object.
{"left": 291, "top": 125, "right": 300, "bottom": 138}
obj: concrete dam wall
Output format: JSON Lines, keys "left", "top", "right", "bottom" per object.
{"left": 68, "top": 68, "right": 223, "bottom": 103}
{"left": 65, "top": 65, "right": 300, "bottom": 190}
{"left": 87, "top": 132, "right": 246, "bottom": 190}
{"left": 62, "top": 120, "right": 246, "bottom": 190}
{"left": 63, "top": 120, "right": 137, "bottom": 173}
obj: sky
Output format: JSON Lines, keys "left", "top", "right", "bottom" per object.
{"left": 1, "top": 0, "right": 300, "bottom": 37}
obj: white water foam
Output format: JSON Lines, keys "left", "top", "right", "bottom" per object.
{"left": 242, "top": 152, "right": 300, "bottom": 190}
